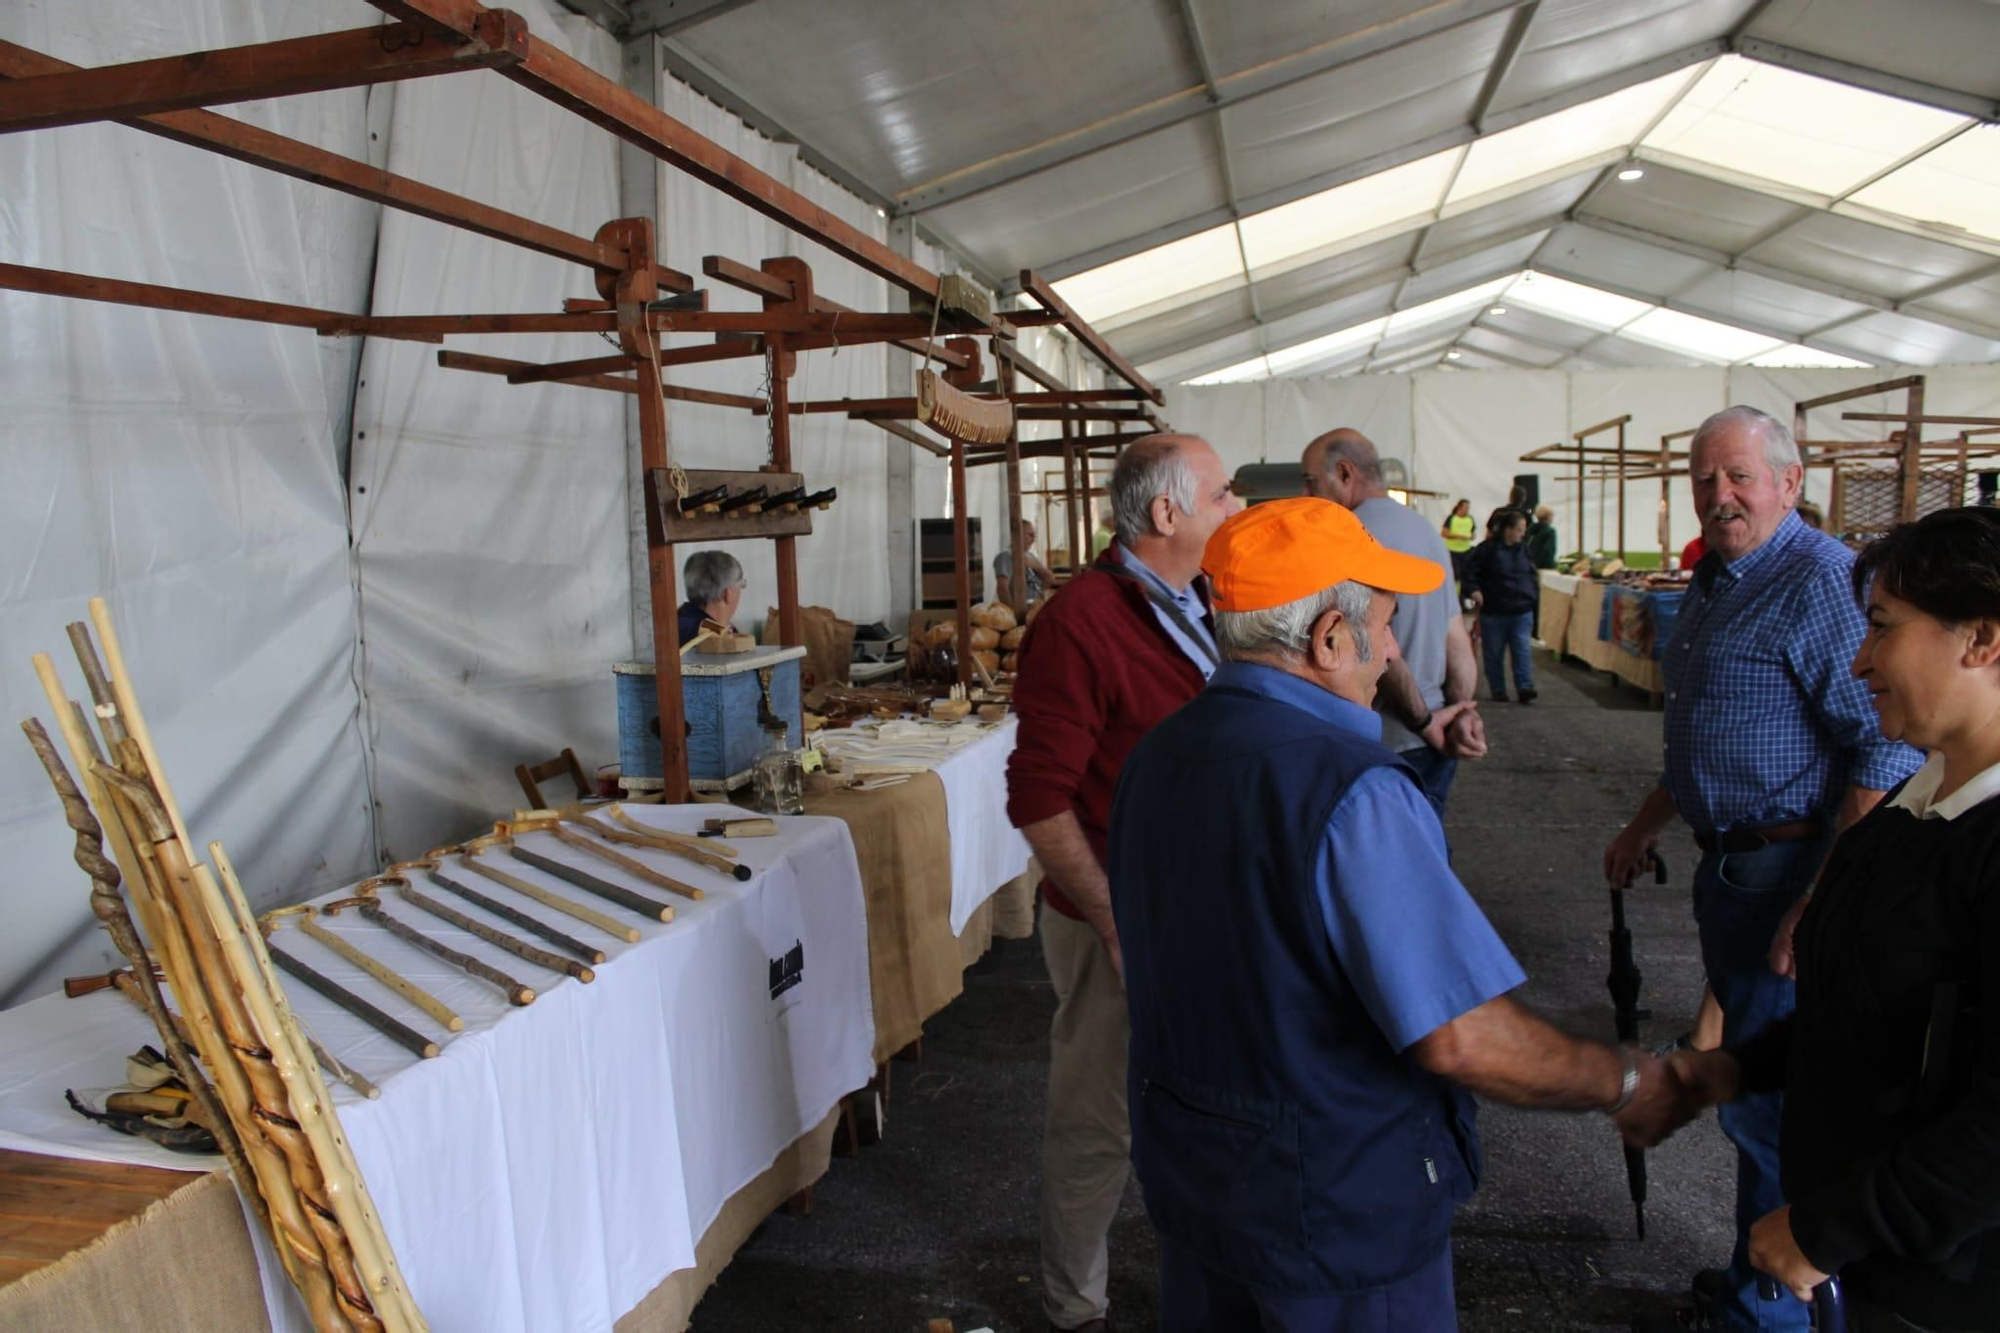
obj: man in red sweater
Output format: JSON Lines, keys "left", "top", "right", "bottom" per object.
{"left": 1007, "top": 433, "right": 1242, "bottom": 1332}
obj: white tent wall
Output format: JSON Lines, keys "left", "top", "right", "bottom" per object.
{"left": 0, "top": 2, "right": 381, "bottom": 1005}
{"left": 346, "top": 3, "right": 628, "bottom": 862}
{"left": 1171, "top": 364, "right": 2000, "bottom": 565}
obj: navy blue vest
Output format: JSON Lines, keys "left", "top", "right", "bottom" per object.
{"left": 1109, "top": 680, "right": 1481, "bottom": 1293}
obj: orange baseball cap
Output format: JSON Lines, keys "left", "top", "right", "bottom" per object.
{"left": 1203, "top": 497, "right": 1446, "bottom": 612}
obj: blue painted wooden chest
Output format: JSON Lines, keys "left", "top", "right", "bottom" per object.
{"left": 614, "top": 646, "right": 805, "bottom": 793}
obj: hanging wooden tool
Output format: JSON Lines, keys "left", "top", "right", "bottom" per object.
{"left": 915, "top": 367, "right": 1014, "bottom": 445}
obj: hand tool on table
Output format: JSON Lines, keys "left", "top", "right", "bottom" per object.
{"left": 506, "top": 816, "right": 704, "bottom": 901}
{"left": 445, "top": 836, "right": 640, "bottom": 943}
{"left": 506, "top": 841, "right": 678, "bottom": 922}
{"left": 581, "top": 808, "right": 752, "bottom": 881}
{"left": 407, "top": 859, "right": 606, "bottom": 965}
{"left": 296, "top": 910, "right": 464, "bottom": 1032}
{"left": 262, "top": 910, "right": 440, "bottom": 1061}
{"left": 1608, "top": 848, "right": 1667, "bottom": 1239}
{"left": 327, "top": 886, "right": 537, "bottom": 1006}
{"left": 382, "top": 869, "right": 595, "bottom": 983}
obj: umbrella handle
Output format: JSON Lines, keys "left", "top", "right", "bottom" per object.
{"left": 1757, "top": 1276, "right": 1844, "bottom": 1331}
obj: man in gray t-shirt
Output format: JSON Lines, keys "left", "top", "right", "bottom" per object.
{"left": 1303, "top": 429, "right": 1485, "bottom": 814}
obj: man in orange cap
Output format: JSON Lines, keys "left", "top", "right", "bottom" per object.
{"left": 1107, "top": 498, "right": 1686, "bottom": 1331}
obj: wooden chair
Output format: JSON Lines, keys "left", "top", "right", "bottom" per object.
{"left": 514, "top": 747, "right": 589, "bottom": 809}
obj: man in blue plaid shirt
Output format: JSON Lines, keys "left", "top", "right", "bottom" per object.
{"left": 1604, "top": 406, "right": 1920, "bottom": 1333}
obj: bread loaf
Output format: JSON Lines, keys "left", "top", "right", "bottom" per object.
{"left": 972, "top": 649, "right": 1000, "bottom": 676}
{"left": 1000, "top": 652, "right": 1020, "bottom": 673}
{"left": 981, "top": 602, "right": 1018, "bottom": 632}
{"left": 969, "top": 626, "right": 1000, "bottom": 651}
{"left": 1000, "top": 625, "right": 1027, "bottom": 650}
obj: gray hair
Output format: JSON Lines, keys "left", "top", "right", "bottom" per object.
{"left": 683, "top": 550, "right": 744, "bottom": 605}
{"left": 1216, "top": 581, "right": 1376, "bottom": 662}
{"left": 1692, "top": 405, "right": 1801, "bottom": 480}
{"left": 1110, "top": 439, "right": 1198, "bottom": 544}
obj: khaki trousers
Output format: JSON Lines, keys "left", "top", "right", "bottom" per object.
{"left": 1039, "top": 907, "right": 1132, "bottom": 1328}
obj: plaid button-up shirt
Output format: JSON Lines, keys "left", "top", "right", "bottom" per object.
{"left": 1660, "top": 511, "right": 1920, "bottom": 835}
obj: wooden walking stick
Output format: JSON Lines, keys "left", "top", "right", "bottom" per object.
{"left": 264, "top": 907, "right": 441, "bottom": 1060}
{"left": 445, "top": 837, "right": 639, "bottom": 943}
{"left": 297, "top": 912, "right": 465, "bottom": 1032}
{"left": 330, "top": 881, "right": 537, "bottom": 1006}
{"left": 83, "top": 601, "right": 422, "bottom": 1330}
{"left": 506, "top": 843, "right": 677, "bottom": 922}
{"left": 579, "top": 809, "right": 751, "bottom": 881}
{"left": 19, "top": 716, "right": 260, "bottom": 1212}
{"left": 409, "top": 862, "right": 605, "bottom": 965}
{"left": 388, "top": 872, "right": 596, "bottom": 982}
{"left": 518, "top": 819, "right": 704, "bottom": 901}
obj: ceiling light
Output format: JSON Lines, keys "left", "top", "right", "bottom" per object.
{"left": 1617, "top": 167, "right": 1645, "bottom": 182}
{"left": 1489, "top": 306, "right": 1507, "bottom": 316}
{"left": 1446, "top": 350, "right": 1462, "bottom": 360}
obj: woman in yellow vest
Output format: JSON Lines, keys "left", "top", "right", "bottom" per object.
{"left": 1442, "top": 497, "right": 1476, "bottom": 593}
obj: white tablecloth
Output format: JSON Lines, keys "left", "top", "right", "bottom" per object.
{"left": 933, "top": 717, "right": 1032, "bottom": 933}
{"left": 0, "top": 804, "right": 874, "bottom": 1333}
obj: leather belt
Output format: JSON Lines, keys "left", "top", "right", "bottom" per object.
{"left": 1693, "top": 819, "right": 1823, "bottom": 855}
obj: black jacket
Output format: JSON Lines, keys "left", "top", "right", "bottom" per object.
{"left": 1464, "top": 538, "right": 1539, "bottom": 615}
{"left": 1732, "top": 781, "right": 2000, "bottom": 1329}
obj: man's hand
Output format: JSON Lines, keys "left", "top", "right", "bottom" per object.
{"left": 1469, "top": 590, "right": 1485, "bottom": 611}
{"left": 1443, "top": 706, "right": 1487, "bottom": 760}
{"left": 1769, "top": 892, "right": 1810, "bottom": 979}
{"left": 1613, "top": 1050, "right": 1696, "bottom": 1148}
{"left": 1749, "top": 1206, "right": 1830, "bottom": 1303}
{"left": 1604, "top": 822, "right": 1662, "bottom": 888}
{"left": 1419, "top": 701, "right": 1481, "bottom": 756}
{"left": 1099, "top": 930, "right": 1125, "bottom": 986}
{"left": 1666, "top": 1048, "right": 1743, "bottom": 1109}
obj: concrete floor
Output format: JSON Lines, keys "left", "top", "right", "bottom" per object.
{"left": 691, "top": 651, "right": 1739, "bottom": 1331}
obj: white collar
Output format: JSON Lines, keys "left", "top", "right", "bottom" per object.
{"left": 1888, "top": 751, "right": 2000, "bottom": 821}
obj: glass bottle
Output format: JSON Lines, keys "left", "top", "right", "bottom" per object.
{"left": 753, "top": 724, "right": 804, "bottom": 816}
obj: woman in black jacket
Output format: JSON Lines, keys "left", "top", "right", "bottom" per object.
{"left": 1667, "top": 506, "right": 2000, "bottom": 1332}
{"left": 1465, "top": 507, "right": 1539, "bottom": 703}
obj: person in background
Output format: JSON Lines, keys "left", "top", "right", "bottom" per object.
{"left": 1604, "top": 406, "right": 1922, "bottom": 1333}
{"left": 1090, "top": 509, "right": 1116, "bottom": 560}
{"left": 1442, "top": 498, "right": 1476, "bottom": 591}
{"left": 996, "top": 519, "right": 1057, "bottom": 606}
{"left": 1465, "top": 508, "right": 1539, "bottom": 704}
{"left": 1109, "top": 497, "right": 1685, "bottom": 1332}
{"left": 1681, "top": 532, "right": 1708, "bottom": 572}
{"left": 677, "top": 549, "right": 744, "bottom": 644}
{"left": 1796, "top": 500, "right": 1825, "bottom": 531}
{"left": 1007, "top": 434, "right": 1242, "bottom": 1333}
{"left": 1303, "top": 428, "right": 1485, "bottom": 816}
{"left": 1527, "top": 504, "right": 1559, "bottom": 570}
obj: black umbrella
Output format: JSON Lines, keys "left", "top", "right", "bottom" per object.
{"left": 1607, "top": 849, "right": 1666, "bottom": 1239}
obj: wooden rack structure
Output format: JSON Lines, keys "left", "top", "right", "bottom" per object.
{"left": 0, "top": 0, "right": 1166, "bottom": 798}
{"left": 1519, "top": 415, "right": 1693, "bottom": 561}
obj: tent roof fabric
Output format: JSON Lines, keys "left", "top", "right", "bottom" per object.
{"left": 646, "top": 0, "right": 1998, "bottom": 378}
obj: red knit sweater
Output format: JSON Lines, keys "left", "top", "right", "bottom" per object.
{"left": 1005, "top": 548, "right": 1210, "bottom": 920}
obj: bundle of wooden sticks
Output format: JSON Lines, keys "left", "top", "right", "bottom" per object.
{"left": 22, "top": 602, "right": 425, "bottom": 1333}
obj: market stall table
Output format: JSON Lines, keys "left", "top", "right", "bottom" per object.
{"left": 0, "top": 804, "right": 873, "bottom": 1332}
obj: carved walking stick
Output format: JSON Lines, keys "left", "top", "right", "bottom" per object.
{"left": 507, "top": 843, "right": 677, "bottom": 922}
{"left": 20, "top": 717, "right": 260, "bottom": 1212}
{"left": 297, "top": 912, "right": 465, "bottom": 1032}
{"left": 580, "top": 809, "right": 751, "bottom": 881}
{"left": 387, "top": 872, "right": 595, "bottom": 982}
{"left": 412, "top": 863, "right": 605, "bottom": 965}
{"left": 328, "top": 883, "right": 537, "bottom": 1006}
{"left": 446, "top": 837, "right": 639, "bottom": 943}
{"left": 517, "top": 819, "right": 704, "bottom": 901}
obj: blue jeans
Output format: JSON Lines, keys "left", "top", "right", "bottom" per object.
{"left": 1692, "top": 839, "right": 1828, "bottom": 1332}
{"left": 1158, "top": 1234, "right": 1457, "bottom": 1332}
{"left": 1399, "top": 745, "right": 1459, "bottom": 820}
{"left": 1480, "top": 612, "right": 1534, "bottom": 695}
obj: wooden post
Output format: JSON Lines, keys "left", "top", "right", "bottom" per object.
{"left": 1062, "top": 410, "right": 1080, "bottom": 575}
{"left": 1615, "top": 419, "right": 1627, "bottom": 560}
{"left": 950, "top": 436, "right": 973, "bottom": 690}
{"left": 1575, "top": 445, "right": 1585, "bottom": 557}
{"left": 606, "top": 218, "right": 690, "bottom": 804}
{"left": 1900, "top": 379, "right": 1925, "bottom": 522}
{"left": 1000, "top": 356, "right": 1025, "bottom": 613}
{"left": 767, "top": 334, "right": 802, "bottom": 648}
